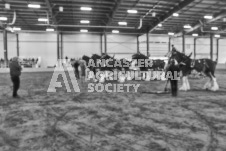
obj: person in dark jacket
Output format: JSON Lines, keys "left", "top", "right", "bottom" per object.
{"left": 166, "top": 59, "right": 180, "bottom": 97}
{"left": 9, "top": 57, "right": 22, "bottom": 98}
{"left": 73, "top": 60, "right": 80, "bottom": 79}
{"left": 80, "top": 60, "right": 86, "bottom": 82}
{"left": 172, "top": 45, "right": 177, "bottom": 52}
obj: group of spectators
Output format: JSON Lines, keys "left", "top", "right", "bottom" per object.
{"left": 65, "top": 56, "right": 87, "bottom": 82}
{"left": 0, "top": 57, "right": 40, "bottom": 68}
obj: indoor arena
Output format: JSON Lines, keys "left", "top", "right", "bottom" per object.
{"left": 0, "top": 0, "right": 226, "bottom": 151}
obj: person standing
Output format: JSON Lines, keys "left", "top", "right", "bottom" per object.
{"left": 166, "top": 59, "right": 180, "bottom": 97}
{"left": 80, "top": 60, "right": 86, "bottom": 82}
{"left": 9, "top": 57, "right": 22, "bottom": 98}
{"left": 73, "top": 60, "right": 80, "bottom": 79}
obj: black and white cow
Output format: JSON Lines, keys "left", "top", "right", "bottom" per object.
{"left": 166, "top": 50, "right": 219, "bottom": 91}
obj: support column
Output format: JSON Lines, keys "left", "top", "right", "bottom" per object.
{"left": 168, "top": 37, "right": 171, "bottom": 52}
{"left": 57, "top": 31, "right": 60, "bottom": 60}
{"left": 146, "top": 32, "right": 149, "bottom": 56}
{"left": 3, "top": 29, "right": 8, "bottom": 67}
{"left": 60, "top": 32, "right": 63, "bottom": 59}
{"left": 216, "top": 38, "right": 220, "bottom": 63}
{"left": 104, "top": 31, "right": 107, "bottom": 54}
{"left": 182, "top": 31, "right": 185, "bottom": 53}
{"left": 137, "top": 35, "right": 140, "bottom": 53}
{"left": 194, "top": 38, "right": 197, "bottom": 59}
{"left": 16, "top": 34, "right": 19, "bottom": 57}
{"left": 100, "top": 34, "right": 103, "bottom": 55}
{"left": 210, "top": 34, "right": 213, "bottom": 60}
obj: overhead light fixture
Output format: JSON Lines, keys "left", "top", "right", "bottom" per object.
{"left": 127, "top": 10, "right": 137, "bottom": 14}
{"left": 59, "top": 6, "right": 63, "bottom": 12}
{"left": 13, "top": 27, "right": 21, "bottom": 31}
{"left": 223, "top": 18, "right": 226, "bottom": 22}
{"left": 81, "top": 7, "right": 92, "bottom": 11}
{"left": 46, "top": 28, "right": 54, "bottom": 32}
{"left": 80, "top": 29, "right": 88, "bottom": 32}
{"left": 192, "top": 33, "right": 198, "bottom": 37}
{"left": 38, "top": 18, "right": 48, "bottom": 22}
{"left": 158, "top": 24, "right": 162, "bottom": 27}
{"left": 211, "top": 27, "right": 218, "bottom": 30}
{"left": 214, "top": 34, "right": 220, "bottom": 38}
{"left": 152, "top": 12, "right": 156, "bottom": 17}
{"left": 118, "top": 22, "right": 127, "bottom": 25}
{"left": 5, "top": 3, "right": 10, "bottom": 9}
{"left": 112, "top": 30, "right": 119, "bottom": 33}
{"left": 173, "top": 13, "right": 179, "bottom": 17}
{"left": 80, "top": 20, "right": 90, "bottom": 24}
{"left": 204, "top": 15, "right": 213, "bottom": 19}
{"left": 28, "top": 4, "right": 41, "bottom": 8}
{"left": 184, "top": 24, "right": 192, "bottom": 29}
{"left": 0, "top": 17, "right": 7, "bottom": 21}
{"left": 168, "top": 32, "right": 174, "bottom": 36}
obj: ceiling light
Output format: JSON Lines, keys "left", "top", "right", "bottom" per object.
{"left": 214, "top": 34, "right": 220, "bottom": 38}
{"left": 173, "top": 13, "right": 179, "bottom": 17}
{"left": 192, "top": 33, "right": 198, "bottom": 37}
{"left": 118, "top": 22, "right": 127, "bottom": 25}
{"left": 0, "top": 17, "right": 7, "bottom": 21}
{"left": 28, "top": 4, "right": 41, "bottom": 8}
{"left": 80, "top": 29, "right": 88, "bottom": 32}
{"left": 13, "top": 27, "right": 21, "bottom": 31}
{"left": 184, "top": 24, "right": 192, "bottom": 29}
{"left": 152, "top": 12, "right": 156, "bottom": 17}
{"left": 168, "top": 32, "right": 174, "bottom": 36}
{"left": 38, "top": 18, "right": 48, "bottom": 22}
{"left": 127, "top": 10, "right": 137, "bottom": 14}
{"left": 46, "top": 28, "right": 54, "bottom": 32}
{"left": 211, "top": 27, "right": 218, "bottom": 30}
{"left": 81, "top": 7, "right": 92, "bottom": 11}
{"left": 223, "top": 18, "right": 226, "bottom": 22}
{"left": 112, "top": 30, "right": 119, "bottom": 34}
{"left": 5, "top": 3, "right": 10, "bottom": 9}
{"left": 59, "top": 6, "right": 63, "bottom": 12}
{"left": 158, "top": 24, "right": 162, "bottom": 27}
{"left": 80, "top": 20, "right": 90, "bottom": 24}
{"left": 204, "top": 15, "right": 213, "bottom": 19}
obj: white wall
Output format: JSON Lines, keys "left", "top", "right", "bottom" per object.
{"left": 139, "top": 34, "right": 169, "bottom": 57}
{"left": 0, "top": 32, "right": 57, "bottom": 68}
{"left": 139, "top": 34, "right": 224, "bottom": 63}
{"left": 63, "top": 33, "right": 101, "bottom": 59}
{"left": 0, "top": 32, "right": 225, "bottom": 68}
{"left": 218, "top": 39, "right": 226, "bottom": 64}
{"left": 105, "top": 34, "right": 137, "bottom": 59}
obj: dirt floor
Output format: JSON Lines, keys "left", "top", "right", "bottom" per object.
{"left": 0, "top": 69, "right": 226, "bottom": 151}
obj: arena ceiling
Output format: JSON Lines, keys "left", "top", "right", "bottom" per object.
{"left": 0, "top": 0, "right": 226, "bottom": 36}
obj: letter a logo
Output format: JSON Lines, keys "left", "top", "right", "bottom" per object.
{"left": 47, "top": 66, "right": 80, "bottom": 93}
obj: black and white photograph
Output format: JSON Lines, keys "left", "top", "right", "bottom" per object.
{"left": 0, "top": 0, "right": 226, "bottom": 150}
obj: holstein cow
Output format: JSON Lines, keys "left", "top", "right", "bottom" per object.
{"left": 132, "top": 53, "right": 166, "bottom": 71}
{"left": 151, "top": 59, "right": 166, "bottom": 71}
{"left": 99, "top": 54, "right": 132, "bottom": 82}
{"left": 166, "top": 50, "right": 219, "bottom": 91}
{"left": 82, "top": 54, "right": 102, "bottom": 75}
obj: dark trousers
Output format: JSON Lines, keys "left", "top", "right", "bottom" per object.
{"left": 170, "top": 80, "right": 178, "bottom": 96}
{"left": 11, "top": 76, "right": 20, "bottom": 97}
{"left": 75, "top": 69, "right": 80, "bottom": 79}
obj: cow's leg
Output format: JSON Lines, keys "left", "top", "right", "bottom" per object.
{"left": 203, "top": 77, "right": 212, "bottom": 90}
{"left": 164, "top": 80, "right": 169, "bottom": 91}
{"left": 145, "top": 71, "right": 151, "bottom": 81}
{"left": 185, "top": 76, "right": 190, "bottom": 90}
{"left": 179, "top": 76, "right": 188, "bottom": 91}
{"left": 209, "top": 73, "right": 219, "bottom": 91}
